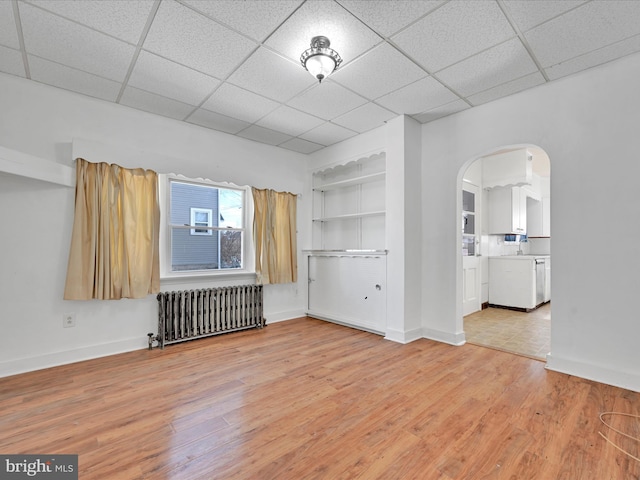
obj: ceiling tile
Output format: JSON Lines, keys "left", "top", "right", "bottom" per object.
{"left": 332, "top": 102, "right": 396, "bottom": 133}
{"left": 339, "top": 0, "right": 445, "bottom": 37}
{"left": 392, "top": 0, "right": 515, "bottom": 72}
{"left": 26, "top": 0, "right": 155, "bottom": 44}
{"left": 299, "top": 122, "right": 357, "bottom": 146}
{"left": 120, "top": 86, "right": 196, "bottom": 120}
{"left": 287, "top": 81, "right": 368, "bottom": 120}
{"left": 436, "top": 38, "right": 538, "bottom": 97}
{"left": 143, "top": 0, "right": 257, "bottom": 79}
{"left": 526, "top": 1, "right": 640, "bottom": 67}
{"left": 331, "top": 42, "right": 427, "bottom": 100}
{"left": 376, "top": 76, "right": 458, "bottom": 115}
{"left": 186, "top": 108, "right": 251, "bottom": 134}
{"left": 201, "top": 83, "right": 280, "bottom": 124}
{"left": 29, "top": 55, "right": 121, "bottom": 101}
{"left": 467, "top": 72, "right": 545, "bottom": 106}
{"left": 0, "top": 46, "right": 25, "bottom": 77}
{"left": 256, "top": 105, "right": 325, "bottom": 136}
{"left": 128, "top": 51, "right": 219, "bottom": 106}
{"left": 264, "top": 0, "right": 381, "bottom": 64}
{"left": 236, "top": 125, "right": 293, "bottom": 146}
{"left": 545, "top": 35, "right": 640, "bottom": 81}
{"left": 503, "top": 0, "right": 586, "bottom": 32}
{"left": 182, "top": 0, "right": 303, "bottom": 42}
{"left": 227, "top": 47, "right": 314, "bottom": 102}
{"left": 279, "top": 137, "right": 325, "bottom": 154}
{"left": 0, "top": 1, "right": 19, "bottom": 49}
{"left": 411, "top": 99, "right": 470, "bottom": 123}
{"left": 19, "top": 2, "right": 135, "bottom": 82}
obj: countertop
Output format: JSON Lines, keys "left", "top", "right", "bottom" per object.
{"left": 489, "top": 255, "right": 550, "bottom": 260}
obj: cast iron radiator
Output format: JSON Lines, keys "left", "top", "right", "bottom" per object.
{"left": 155, "top": 285, "right": 264, "bottom": 348}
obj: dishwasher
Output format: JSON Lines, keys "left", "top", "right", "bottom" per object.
{"left": 535, "top": 258, "right": 546, "bottom": 306}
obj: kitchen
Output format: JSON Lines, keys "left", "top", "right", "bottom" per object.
{"left": 462, "top": 147, "right": 551, "bottom": 359}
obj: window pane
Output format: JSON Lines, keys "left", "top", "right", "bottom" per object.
{"left": 168, "top": 179, "right": 244, "bottom": 272}
{"left": 220, "top": 231, "right": 243, "bottom": 269}
{"left": 171, "top": 227, "right": 219, "bottom": 271}
{"left": 219, "top": 189, "right": 244, "bottom": 228}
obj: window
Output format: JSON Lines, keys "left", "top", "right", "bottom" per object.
{"left": 161, "top": 176, "right": 247, "bottom": 275}
{"left": 190, "top": 208, "right": 212, "bottom": 235}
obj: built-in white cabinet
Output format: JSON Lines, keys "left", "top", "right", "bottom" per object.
{"left": 482, "top": 149, "right": 533, "bottom": 189}
{"left": 307, "top": 253, "right": 387, "bottom": 334}
{"left": 311, "top": 154, "right": 386, "bottom": 251}
{"left": 307, "top": 153, "right": 387, "bottom": 335}
{"left": 488, "top": 186, "right": 527, "bottom": 235}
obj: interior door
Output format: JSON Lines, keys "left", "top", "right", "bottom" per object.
{"left": 462, "top": 182, "right": 481, "bottom": 316}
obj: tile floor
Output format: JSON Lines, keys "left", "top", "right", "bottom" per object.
{"left": 463, "top": 302, "right": 551, "bottom": 361}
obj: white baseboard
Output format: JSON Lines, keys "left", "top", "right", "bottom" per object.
{"left": 265, "top": 309, "right": 306, "bottom": 324}
{"left": 384, "top": 327, "right": 423, "bottom": 344}
{"left": 0, "top": 337, "right": 146, "bottom": 379}
{"left": 546, "top": 353, "right": 640, "bottom": 393}
{"left": 422, "top": 328, "right": 466, "bottom": 346}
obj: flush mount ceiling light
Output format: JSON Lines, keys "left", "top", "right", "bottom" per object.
{"left": 300, "top": 36, "right": 342, "bottom": 83}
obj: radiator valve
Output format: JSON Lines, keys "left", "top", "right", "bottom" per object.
{"left": 147, "top": 333, "right": 157, "bottom": 350}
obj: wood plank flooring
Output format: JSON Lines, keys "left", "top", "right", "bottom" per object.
{"left": 1, "top": 317, "right": 639, "bottom": 479}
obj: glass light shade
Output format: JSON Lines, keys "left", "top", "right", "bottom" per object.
{"left": 305, "top": 54, "right": 337, "bottom": 82}
{"left": 300, "top": 36, "right": 342, "bottom": 83}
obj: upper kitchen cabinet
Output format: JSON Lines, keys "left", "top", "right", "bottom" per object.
{"left": 526, "top": 176, "right": 551, "bottom": 237}
{"left": 482, "top": 149, "right": 533, "bottom": 189}
{"left": 488, "top": 186, "right": 527, "bottom": 234}
{"left": 311, "top": 153, "right": 386, "bottom": 251}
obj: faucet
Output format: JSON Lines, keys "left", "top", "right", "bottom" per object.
{"left": 516, "top": 240, "right": 524, "bottom": 255}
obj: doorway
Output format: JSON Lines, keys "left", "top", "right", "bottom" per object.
{"left": 460, "top": 146, "right": 551, "bottom": 360}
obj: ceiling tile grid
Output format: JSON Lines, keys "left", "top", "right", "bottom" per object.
{"left": 26, "top": 0, "right": 155, "bottom": 44}
{"left": 28, "top": 55, "right": 122, "bottom": 102}
{"left": 3, "top": 0, "right": 640, "bottom": 152}
{"left": 0, "top": 1, "right": 20, "bottom": 49}
{"left": 0, "top": 45, "right": 26, "bottom": 78}
{"left": 121, "top": 86, "right": 197, "bottom": 120}
{"left": 127, "top": 50, "right": 220, "bottom": 106}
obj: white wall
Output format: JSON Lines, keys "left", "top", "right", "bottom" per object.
{"left": 0, "top": 73, "right": 308, "bottom": 377}
{"left": 421, "top": 52, "right": 640, "bottom": 392}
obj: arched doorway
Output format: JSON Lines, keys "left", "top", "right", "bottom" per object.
{"left": 459, "top": 145, "right": 551, "bottom": 360}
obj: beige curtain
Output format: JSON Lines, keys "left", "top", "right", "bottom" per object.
{"left": 64, "top": 158, "right": 160, "bottom": 300}
{"left": 252, "top": 188, "right": 297, "bottom": 284}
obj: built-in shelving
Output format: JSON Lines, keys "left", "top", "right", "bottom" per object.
{"left": 311, "top": 153, "right": 386, "bottom": 251}
{"left": 307, "top": 152, "right": 388, "bottom": 335}
{"left": 312, "top": 210, "right": 385, "bottom": 222}
{"left": 312, "top": 172, "right": 386, "bottom": 192}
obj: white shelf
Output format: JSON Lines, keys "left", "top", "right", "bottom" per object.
{"left": 303, "top": 249, "right": 388, "bottom": 256}
{"left": 313, "top": 172, "right": 385, "bottom": 191}
{"left": 313, "top": 210, "right": 385, "bottom": 222}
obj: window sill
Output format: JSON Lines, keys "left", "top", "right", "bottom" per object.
{"left": 160, "top": 270, "right": 256, "bottom": 287}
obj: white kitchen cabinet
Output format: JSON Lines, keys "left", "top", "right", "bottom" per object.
{"left": 527, "top": 195, "right": 551, "bottom": 237}
{"left": 488, "top": 186, "right": 527, "bottom": 235}
{"left": 489, "top": 257, "right": 536, "bottom": 309}
{"left": 482, "top": 149, "right": 533, "bottom": 189}
{"left": 526, "top": 176, "right": 550, "bottom": 237}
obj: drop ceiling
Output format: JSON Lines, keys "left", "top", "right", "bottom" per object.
{"left": 2, "top": 0, "right": 640, "bottom": 154}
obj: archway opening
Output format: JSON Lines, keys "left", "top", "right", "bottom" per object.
{"left": 459, "top": 145, "right": 551, "bottom": 361}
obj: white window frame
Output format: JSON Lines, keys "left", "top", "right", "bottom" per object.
{"left": 190, "top": 207, "right": 213, "bottom": 236}
{"left": 158, "top": 174, "right": 255, "bottom": 280}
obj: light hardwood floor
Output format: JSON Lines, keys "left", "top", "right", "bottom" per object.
{"left": 1, "top": 317, "right": 638, "bottom": 479}
{"left": 464, "top": 303, "right": 551, "bottom": 361}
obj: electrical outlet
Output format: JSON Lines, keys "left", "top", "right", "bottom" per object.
{"left": 63, "top": 313, "right": 76, "bottom": 328}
